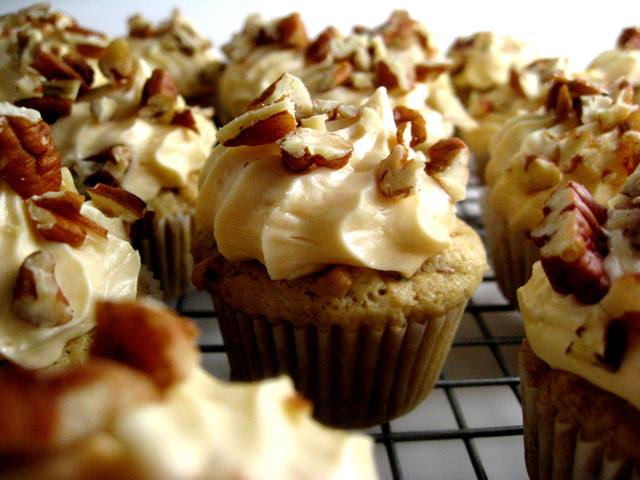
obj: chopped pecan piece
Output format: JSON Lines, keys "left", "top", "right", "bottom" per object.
{"left": 31, "top": 50, "right": 80, "bottom": 82}
{"left": 99, "top": 38, "right": 134, "bottom": 80}
{"left": 376, "top": 10, "right": 429, "bottom": 50}
{"left": 617, "top": 27, "right": 640, "bottom": 50}
{"left": 276, "top": 13, "right": 308, "bottom": 48}
{"left": 531, "top": 182, "right": 610, "bottom": 304}
{"left": 0, "top": 110, "right": 61, "bottom": 198}
{"left": 139, "top": 68, "right": 178, "bottom": 123}
{"left": 279, "top": 127, "right": 353, "bottom": 172}
{"left": 374, "top": 59, "right": 413, "bottom": 92}
{"left": 617, "top": 131, "right": 640, "bottom": 174}
{"left": 376, "top": 145, "right": 421, "bottom": 198}
{"left": 12, "top": 250, "right": 73, "bottom": 328}
{"left": 546, "top": 77, "right": 603, "bottom": 122}
{"left": 247, "top": 73, "right": 313, "bottom": 119}
{"left": 87, "top": 184, "right": 146, "bottom": 223}
{"left": 171, "top": 109, "right": 199, "bottom": 132}
{"left": 415, "top": 63, "right": 450, "bottom": 82}
{"left": 312, "top": 99, "right": 360, "bottom": 120}
{"left": 426, "top": 138, "right": 469, "bottom": 201}
{"left": 93, "top": 300, "right": 199, "bottom": 389}
{"left": 217, "top": 98, "right": 297, "bottom": 147}
{"left": 393, "top": 106, "right": 426, "bottom": 148}
{"left": 14, "top": 97, "right": 73, "bottom": 124}
{"left": 306, "top": 26, "right": 339, "bottom": 63}
{"left": 27, "top": 191, "right": 108, "bottom": 247}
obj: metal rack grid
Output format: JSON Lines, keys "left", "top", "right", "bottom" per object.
{"left": 170, "top": 179, "right": 527, "bottom": 480}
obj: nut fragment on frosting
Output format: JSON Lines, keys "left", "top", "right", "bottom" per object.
{"left": 519, "top": 167, "right": 640, "bottom": 410}
{"left": 0, "top": 300, "right": 378, "bottom": 480}
{"left": 0, "top": 103, "right": 140, "bottom": 369}
{"left": 197, "top": 75, "right": 469, "bottom": 280}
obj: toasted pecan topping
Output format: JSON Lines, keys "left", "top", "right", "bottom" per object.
{"left": 415, "top": 63, "right": 449, "bottom": 82}
{"left": 545, "top": 76, "right": 603, "bottom": 122}
{"left": 617, "top": 26, "right": 640, "bottom": 50}
{"left": 12, "top": 250, "right": 73, "bottom": 328}
{"left": 376, "top": 145, "right": 421, "bottom": 198}
{"left": 393, "top": 106, "right": 426, "bottom": 148}
{"left": 14, "top": 96, "right": 73, "bottom": 124}
{"left": 426, "top": 138, "right": 469, "bottom": 201}
{"left": 617, "top": 131, "right": 640, "bottom": 174}
{"left": 0, "top": 113, "right": 61, "bottom": 198}
{"left": 139, "top": 68, "right": 178, "bottom": 123}
{"left": 171, "top": 109, "right": 199, "bottom": 132}
{"left": 247, "top": 73, "right": 313, "bottom": 119}
{"left": 531, "top": 182, "right": 610, "bottom": 304}
{"left": 99, "top": 38, "right": 134, "bottom": 81}
{"left": 275, "top": 12, "right": 308, "bottom": 48}
{"left": 426, "top": 138, "right": 467, "bottom": 175}
{"left": 375, "top": 10, "right": 431, "bottom": 51}
{"left": 92, "top": 300, "right": 199, "bottom": 389}
{"left": 87, "top": 184, "right": 146, "bottom": 223}
{"left": 279, "top": 127, "right": 353, "bottom": 172}
{"left": 306, "top": 26, "right": 339, "bottom": 63}
{"left": 27, "top": 191, "right": 108, "bottom": 247}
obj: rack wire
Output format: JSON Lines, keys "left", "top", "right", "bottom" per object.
{"left": 171, "top": 179, "right": 526, "bottom": 480}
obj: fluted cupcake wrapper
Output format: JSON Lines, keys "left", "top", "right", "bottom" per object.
{"left": 520, "top": 354, "right": 640, "bottom": 480}
{"left": 137, "top": 212, "right": 193, "bottom": 299}
{"left": 481, "top": 194, "right": 539, "bottom": 306}
{"left": 210, "top": 295, "right": 466, "bottom": 429}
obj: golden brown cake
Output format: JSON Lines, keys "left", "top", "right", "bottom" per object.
{"left": 193, "top": 74, "right": 486, "bottom": 427}
{"left": 518, "top": 176, "right": 640, "bottom": 479}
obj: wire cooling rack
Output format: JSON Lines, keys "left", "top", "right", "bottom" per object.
{"left": 168, "top": 178, "right": 527, "bottom": 480}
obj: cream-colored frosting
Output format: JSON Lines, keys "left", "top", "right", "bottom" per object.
{"left": 519, "top": 262, "right": 640, "bottom": 410}
{"left": 588, "top": 48, "right": 640, "bottom": 86}
{"left": 52, "top": 60, "right": 217, "bottom": 202}
{"left": 0, "top": 182, "right": 140, "bottom": 369}
{"left": 449, "top": 32, "right": 534, "bottom": 92}
{"left": 486, "top": 93, "right": 633, "bottom": 233}
{"left": 197, "top": 88, "right": 464, "bottom": 280}
{"left": 114, "top": 368, "right": 378, "bottom": 480}
{"left": 217, "top": 47, "right": 305, "bottom": 123}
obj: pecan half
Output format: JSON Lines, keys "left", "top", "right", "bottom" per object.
{"left": 92, "top": 300, "right": 199, "bottom": 389}
{"left": 27, "top": 191, "right": 108, "bottom": 247}
{"left": 617, "top": 27, "right": 640, "bottom": 50}
{"left": 217, "top": 98, "right": 296, "bottom": 147}
{"left": 279, "top": 127, "right": 353, "bottom": 172}
{"left": 247, "top": 73, "right": 313, "bottom": 119}
{"left": 0, "top": 110, "right": 61, "bottom": 198}
{"left": 87, "top": 184, "right": 146, "bottom": 223}
{"left": 376, "top": 145, "right": 421, "bottom": 198}
{"left": 426, "top": 138, "right": 469, "bottom": 201}
{"left": 393, "top": 106, "right": 426, "bottom": 148}
{"left": 12, "top": 250, "right": 73, "bottom": 328}
{"left": 531, "top": 182, "right": 610, "bottom": 304}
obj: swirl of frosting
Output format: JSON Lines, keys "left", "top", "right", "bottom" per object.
{"left": 197, "top": 83, "right": 468, "bottom": 281}
{"left": 0, "top": 181, "right": 140, "bottom": 369}
{"left": 52, "top": 60, "right": 217, "bottom": 202}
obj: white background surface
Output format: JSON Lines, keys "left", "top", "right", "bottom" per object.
{"left": 2, "top": 1, "right": 636, "bottom": 479}
{"left": 2, "top": 0, "right": 638, "bottom": 69}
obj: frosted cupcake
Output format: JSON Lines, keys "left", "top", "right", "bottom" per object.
{"left": 484, "top": 74, "right": 638, "bottom": 304}
{"left": 193, "top": 74, "right": 486, "bottom": 427}
{"left": 519, "top": 176, "right": 640, "bottom": 479}
{"left": 218, "top": 11, "right": 472, "bottom": 140}
{"left": 0, "top": 4, "right": 110, "bottom": 117}
{"left": 49, "top": 40, "right": 216, "bottom": 297}
{"left": 0, "top": 103, "right": 141, "bottom": 371}
{"left": 126, "top": 10, "right": 221, "bottom": 105}
{"left": 0, "top": 299, "right": 378, "bottom": 480}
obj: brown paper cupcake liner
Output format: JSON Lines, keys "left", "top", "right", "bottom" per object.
{"left": 137, "top": 212, "right": 193, "bottom": 299}
{"left": 210, "top": 295, "right": 466, "bottom": 429}
{"left": 520, "top": 349, "right": 640, "bottom": 480}
{"left": 481, "top": 194, "right": 539, "bottom": 306}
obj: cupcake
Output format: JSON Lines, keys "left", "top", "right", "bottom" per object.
{"left": 126, "top": 10, "right": 221, "bottom": 106}
{"left": 0, "top": 4, "right": 110, "bottom": 112}
{"left": 193, "top": 74, "right": 486, "bottom": 427}
{"left": 0, "top": 103, "right": 142, "bottom": 371}
{"left": 48, "top": 41, "right": 217, "bottom": 298}
{"left": 519, "top": 176, "right": 640, "bottom": 479}
{"left": 0, "top": 299, "right": 378, "bottom": 480}
{"left": 483, "top": 73, "right": 638, "bottom": 304}
{"left": 217, "top": 11, "right": 473, "bottom": 140}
